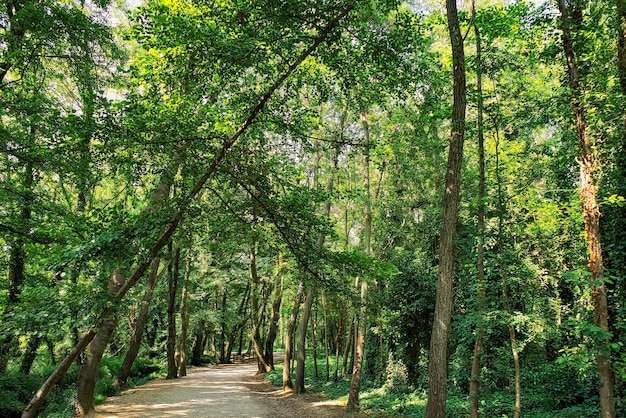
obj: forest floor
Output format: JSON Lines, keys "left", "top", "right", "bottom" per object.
{"left": 94, "top": 356, "right": 376, "bottom": 418}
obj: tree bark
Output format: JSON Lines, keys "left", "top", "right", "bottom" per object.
{"left": 347, "top": 111, "right": 373, "bottom": 411}
{"left": 283, "top": 282, "right": 304, "bottom": 390}
{"left": 191, "top": 320, "right": 205, "bottom": 366}
{"left": 19, "top": 334, "right": 41, "bottom": 375}
{"left": 322, "top": 291, "right": 331, "bottom": 380}
{"left": 118, "top": 258, "right": 161, "bottom": 388}
{"left": 341, "top": 318, "right": 354, "bottom": 377}
{"left": 76, "top": 270, "right": 125, "bottom": 416}
{"left": 295, "top": 285, "right": 316, "bottom": 393}
{"left": 177, "top": 257, "right": 191, "bottom": 376}
{"left": 425, "top": 0, "right": 466, "bottom": 416}
{"left": 166, "top": 247, "right": 180, "bottom": 379}
{"left": 250, "top": 246, "right": 272, "bottom": 374}
{"left": 469, "top": 0, "right": 487, "bottom": 415}
{"left": 557, "top": 1, "right": 616, "bottom": 416}
{"left": 0, "top": 163, "right": 33, "bottom": 373}
{"left": 264, "top": 256, "right": 284, "bottom": 369}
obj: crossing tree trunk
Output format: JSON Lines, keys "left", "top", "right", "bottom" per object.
{"left": 118, "top": 258, "right": 161, "bottom": 388}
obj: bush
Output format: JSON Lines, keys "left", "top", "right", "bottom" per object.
{"left": 0, "top": 374, "right": 42, "bottom": 418}
{"left": 384, "top": 353, "right": 411, "bottom": 394}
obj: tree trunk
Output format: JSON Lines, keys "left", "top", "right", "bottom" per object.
{"left": 425, "top": 0, "right": 466, "bottom": 416}
{"left": 295, "top": 285, "right": 315, "bottom": 393}
{"left": 76, "top": 270, "right": 125, "bottom": 416}
{"left": 283, "top": 282, "right": 304, "bottom": 390}
{"left": 0, "top": 163, "right": 33, "bottom": 373}
{"left": 469, "top": 0, "right": 487, "bottom": 416}
{"left": 347, "top": 111, "right": 373, "bottom": 411}
{"left": 166, "top": 247, "right": 180, "bottom": 379}
{"left": 118, "top": 258, "right": 161, "bottom": 388}
{"left": 219, "top": 288, "right": 228, "bottom": 364}
{"left": 20, "top": 334, "right": 41, "bottom": 375}
{"left": 557, "top": 1, "right": 616, "bottom": 416}
{"left": 312, "top": 306, "right": 319, "bottom": 378}
{"left": 250, "top": 246, "right": 272, "bottom": 374}
{"left": 191, "top": 321, "right": 205, "bottom": 366}
{"left": 347, "top": 280, "right": 368, "bottom": 412}
{"left": 334, "top": 311, "right": 344, "bottom": 381}
{"left": 264, "top": 257, "right": 284, "bottom": 369}
{"left": 493, "top": 104, "right": 522, "bottom": 418}
{"left": 341, "top": 318, "right": 354, "bottom": 377}
{"left": 177, "top": 257, "right": 191, "bottom": 376}
{"left": 228, "top": 282, "right": 251, "bottom": 363}
{"left": 322, "top": 291, "right": 331, "bottom": 380}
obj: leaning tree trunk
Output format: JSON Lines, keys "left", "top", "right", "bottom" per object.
{"left": 76, "top": 271, "right": 125, "bottom": 416}
{"left": 469, "top": 1, "right": 487, "bottom": 415}
{"left": 166, "top": 246, "right": 180, "bottom": 380}
{"left": 283, "top": 282, "right": 304, "bottom": 390}
{"left": 118, "top": 258, "right": 161, "bottom": 388}
{"left": 425, "top": 0, "right": 467, "bottom": 416}
{"left": 557, "top": 1, "right": 616, "bottom": 416}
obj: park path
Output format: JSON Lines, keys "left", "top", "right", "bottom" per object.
{"left": 94, "top": 361, "right": 350, "bottom": 418}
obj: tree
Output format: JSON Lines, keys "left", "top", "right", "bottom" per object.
{"left": 557, "top": 0, "right": 616, "bottom": 415}
{"left": 425, "top": 0, "right": 467, "bottom": 416}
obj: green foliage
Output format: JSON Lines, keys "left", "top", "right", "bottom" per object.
{"left": 0, "top": 374, "right": 41, "bottom": 418}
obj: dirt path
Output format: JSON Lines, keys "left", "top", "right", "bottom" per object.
{"left": 95, "top": 362, "right": 354, "bottom": 418}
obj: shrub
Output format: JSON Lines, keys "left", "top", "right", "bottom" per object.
{"left": 384, "top": 353, "right": 410, "bottom": 394}
{"left": 0, "top": 373, "right": 42, "bottom": 418}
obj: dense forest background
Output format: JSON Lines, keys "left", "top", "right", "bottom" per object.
{"left": 1, "top": 0, "right": 625, "bottom": 416}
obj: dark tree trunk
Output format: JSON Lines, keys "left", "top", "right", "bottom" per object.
{"left": 425, "top": 0, "right": 466, "bottom": 416}
{"left": 557, "top": 1, "right": 616, "bottom": 416}
{"left": 334, "top": 311, "right": 344, "bottom": 381}
{"left": 264, "top": 259, "right": 283, "bottom": 369}
{"left": 177, "top": 257, "right": 191, "bottom": 376}
{"left": 20, "top": 335, "right": 41, "bottom": 375}
{"left": 295, "top": 285, "right": 315, "bottom": 393}
{"left": 166, "top": 247, "right": 180, "bottom": 379}
{"left": 118, "top": 258, "right": 161, "bottom": 388}
{"left": 1, "top": 163, "right": 33, "bottom": 373}
{"left": 219, "top": 288, "right": 228, "bottom": 364}
{"left": 469, "top": 0, "right": 487, "bottom": 415}
{"left": 191, "top": 321, "right": 205, "bottom": 366}
{"left": 341, "top": 318, "right": 354, "bottom": 377}
{"left": 250, "top": 246, "right": 272, "bottom": 374}
{"left": 348, "top": 111, "right": 373, "bottom": 412}
{"left": 76, "top": 271, "right": 125, "bottom": 416}
{"left": 283, "top": 282, "right": 303, "bottom": 391}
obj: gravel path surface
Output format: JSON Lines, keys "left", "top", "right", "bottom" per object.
{"left": 94, "top": 361, "right": 354, "bottom": 418}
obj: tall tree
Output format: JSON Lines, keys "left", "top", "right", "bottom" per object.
{"left": 468, "top": 1, "right": 487, "bottom": 415}
{"left": 425, "top": 0, "right": 467, "bottom": 416}
{"left": 557, "top": 0, "right": 616, "bottom": 416}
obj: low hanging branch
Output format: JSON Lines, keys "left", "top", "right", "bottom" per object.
{"left": 21, "top": 4, "right": 359, "bottom": 417}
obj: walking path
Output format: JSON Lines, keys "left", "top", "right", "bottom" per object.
{"left": 95, "top": 361, "right": 351, "bottom": 417}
